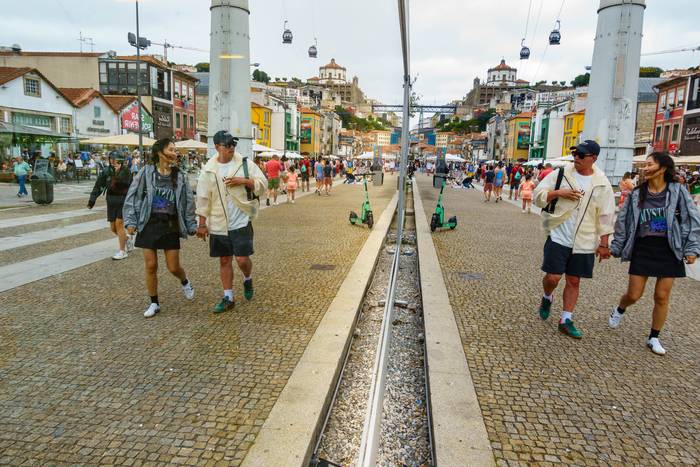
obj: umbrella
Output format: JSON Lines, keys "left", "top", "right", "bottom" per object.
{"left": 253, "top": 143, "right": 275, "bottom": 153}
{"left": 175, "top": 139, "right": 208, "bottom": 150}
{"left": 80, "top": 133, "right": 156, "bottom": 146}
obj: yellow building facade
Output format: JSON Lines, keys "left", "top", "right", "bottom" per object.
{"left": 505, "top": 112, "right": 532, "bottom": 160}
{"left": 300, "top": 108, "right": 322, "bottom": 156}
{"left": 562, "top": 111, "right": 585, "bottom": 156}
{"left": 251, "top": 103, "right": 272, "bottom": 148}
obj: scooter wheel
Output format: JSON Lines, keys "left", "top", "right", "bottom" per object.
{"left": 349, "top": 212, "right": 358, "bottom": 223}
{"left": 430, "top": 213, "right": 438, "bottom": 232}
{"left": 366, "top": 212, "right": 374, "bottom": 229}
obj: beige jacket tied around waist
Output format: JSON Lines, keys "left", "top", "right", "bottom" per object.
{"left": 533, "top": 163, "right": 616, "bottom": 254}
{"left": 195, "top": 153, "right": 268, "bottom": 234}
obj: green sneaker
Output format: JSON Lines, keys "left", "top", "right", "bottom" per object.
{"left": 538, "top": 296, "right": 552, "bottom": 320}
{"left": 243, "top": 278, "right": 254, "bottom": 301}
{"left": 213, "top": 297, "right": 235, "bottom": 314}
{"left": 558, "top": 319, "right": 582, "bottom": 339}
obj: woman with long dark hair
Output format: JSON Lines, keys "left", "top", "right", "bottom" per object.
{"left": 123, "top": 138, "right": 197, "bottom": 318}
{"left": 87, "top": 150, "right": 133, "bottom": 260}
{"left": 609, "top": 152, "right": 700, "bottom": 355}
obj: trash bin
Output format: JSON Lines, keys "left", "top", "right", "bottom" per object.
{"left": 30, "top": 172, "right": 55, "bottom": 205}
{"left": 372, "top": 170, "right": 384, "bottom": 186}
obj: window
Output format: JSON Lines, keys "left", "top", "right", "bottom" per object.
{"left": 175, "top": 80, "right": 181, "bottom": 98}
{"left": 566, "top": 118, "right": 572, "bottom": 130}
{"left": 190, "top": 115, "right": 194, "bottom": 129}
{"left": 660, "top": 92, "right": 667, "bottom": 109}
{"left": 672, "top": 123, "right": 680, "bottom": 142}
{"left": 655, "top": 125, "right": 662, "bottom": 142}
{"left": 99, "top": 62, "right": 108, "bottom": 84}
{"left": 94, "top": 106, "right": 101, "bottom": 118}
{"left": 264, "top": 111, "right": 270, "bottom": 123}
{"left": 183, "top": 113, "right": 187, "bottom": 130}
{"left": 60, "top": 117, "right": 71, "bottom": 134}
{"left": 677, "top": 87, "right": 685, "bottom": 104}
{"left": 127, "top": 63, "right": 137, "bottom": 86}
{"left": 24, "top": 77, "right": 41, "bottom": 97}
{"left": 175, "top": 113, "right": 181, "bottom": 129}
{"left": 668, "top": 90, "right": 676, "bottom": 107}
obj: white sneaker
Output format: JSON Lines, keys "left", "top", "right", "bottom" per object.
{"left": 608, "top": 306, "right": 624, "bottom": 329}
{"left": 126, "top": 234, "right": 136, "bottom": 252}
{"left": 144, "top": 303, "right": 160, "bottom": 318}
{"left": 291, "top": 200, "right": 295, "bottom": 204}
{"left": 112, "top": 250, "right": 128, "bottom": 260}
{"left": 647, "top": 337, "right": 666, "bottom": 355}
{"left": 522, "top": 209, "right": 526, "bottom": 213}
{"left": 182, "top": 281, "right": 195, "bottom": 300}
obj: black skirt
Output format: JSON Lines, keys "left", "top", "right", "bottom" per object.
{"left": 629, "top": 236, "right": 686, "bottom": 278}
{"left": 135, "top": 216, "right": 181, "bottom": 251}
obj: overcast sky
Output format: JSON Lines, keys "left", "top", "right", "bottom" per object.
{"left": 3, "top": 0, "right": 699, "bottom": 106}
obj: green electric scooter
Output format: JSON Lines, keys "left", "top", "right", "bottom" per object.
{"left": 349, "top": 178, "right": 374, "bottom": 229}
{"left": 431, "top": 181, "right": 457, "bottom": 232}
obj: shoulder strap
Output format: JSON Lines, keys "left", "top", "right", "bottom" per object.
{"left": 554, "top": 167, "right": 565, "bottom": 190}
{"left": 542, "top": 168, "right": 565, "bottom": 214}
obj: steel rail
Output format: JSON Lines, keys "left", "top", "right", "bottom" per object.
{"left": 356, "top": 1, "right": 411, "bottom": 465}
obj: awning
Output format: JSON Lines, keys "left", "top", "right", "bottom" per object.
{"left": 0, "top": 121, "right": 72, "bottom": 139}
{"left": 175, "top": 139, "right": 208, "bottom": 150}
{"left": 80, "top": 133, "right": 156, "bottom": 146}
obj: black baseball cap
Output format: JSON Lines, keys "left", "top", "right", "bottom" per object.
{"left": 213, "top": 130, "right": 239, "bottom": 146}
{"left": 570, "top": 140, "right": 600, "bottom": 156}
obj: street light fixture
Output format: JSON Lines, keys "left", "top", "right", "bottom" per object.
{"left": 127, "top": 0, "right": 151, "bottom": 160}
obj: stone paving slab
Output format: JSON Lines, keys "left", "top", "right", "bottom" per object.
{"left": 0, "top": 177, "right": 397, "bottom": 465}
{"left": 416, "top": 175, "right": 700, "bottom": 466}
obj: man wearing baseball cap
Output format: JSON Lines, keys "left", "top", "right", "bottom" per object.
{"left": 196, "top": 131, "right": 267, "bottom": 313}
{"left": 532, "top": 140, "right": 616, "bottom": 339}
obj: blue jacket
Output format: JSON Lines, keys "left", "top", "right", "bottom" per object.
{"left": 611, "top": 183, "right": 700, "bottom": 262}
{"left": 123, "top": 165, "right": 197, "bottom": 239}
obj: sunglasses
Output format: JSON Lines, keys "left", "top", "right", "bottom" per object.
{"left": 572, "top": 151, "right": 595, "bottom": 159}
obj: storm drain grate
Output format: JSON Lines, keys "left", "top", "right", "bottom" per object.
{"left": 458, "top": 272, "right": 484, "bottom": 281}
{"left": 310, "top": 264, "right": 336, "bottom": 271}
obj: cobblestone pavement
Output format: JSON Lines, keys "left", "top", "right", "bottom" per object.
{"left": 417, "top": 176, "right": 700, "bottom": 466}
{"left": 0, "top": 177, "right": 396, "bottom": 465}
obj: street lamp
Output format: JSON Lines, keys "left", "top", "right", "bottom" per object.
{"left": 127, "top": 0, "right": 150, "bottom": 160}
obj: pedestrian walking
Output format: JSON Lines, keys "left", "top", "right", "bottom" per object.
{"left": 618, "top": 171, "right": 635, "bottom": 209}
{"left": 483, "top": 165, "right": 495, "bottom": 202}
{"left": 265, "top": 154, "right": 282, "bottom": 206}
{"left": 88, "top": 151, "right": 134, "bottom": 260}
{"left": 195, "top": 130, "right": 267, "bottom": 313}
{"left": 494, "top": 163, "right": 506, "bottom": 201}
{"left": 323, "top": 159, "right": 333, "bottom": 195}
{"left": 509, "top": 162, "right": 524, "bottom": 200}
{"left": 300, "top": 155, "right": 311, "bottom": 192}
{"left": 123, "top": 138, "right": 197, "bottom": 318}
{"left": 286, "top": 166, "right": 298, "bottom": 203}
{"left": 533, "top": 140, "right": 616, "bottom": 339}
{"left": 608, "top": 152, "right": 700, "bottom": 355}
{"left": 12, "top": 156, "right": 31, "bottom": 197}
{"left": 315, "top": 158, "right": 324, "bottom": 195}
{"left": 519, "top": 174, "right": 536, "bottom": 213}
{"left": 688, "top": 170, "right": 700, "bottom": 207}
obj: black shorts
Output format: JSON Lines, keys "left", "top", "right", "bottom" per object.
{"left": 541, "top": 236, "right": 594, "bottom": 278}
{"left": 209, "top": 223, "right": 254, "bottom": 258}
{"left": 511, "top": 180, "right": 521, "bottom": 190}
{"left": 135, "top": 218, "right": 181, "bottom": 250}
{"left": 301, "top": 172, "right": 310, "bottom": 182}
{"left": 107, "top": 201, "right": 124, "bottom": 222}
{"left": 629, "top": 236, "right": 686, "bottom": 278}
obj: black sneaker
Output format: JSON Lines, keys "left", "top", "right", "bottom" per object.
{"left": 266, "top": 199, "right": 270, "bottom": 206}
{"left": 243, "top": 278, "right": 254, "bottom": 301}
{"left": 539, "top": 296, "right": 552, "bottom": 320}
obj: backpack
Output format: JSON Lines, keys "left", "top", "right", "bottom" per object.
{"left": 515, "top": 170, "right": 522, "bottom": 181}
{"left": 300, "top": 163, "right": 307, "bottom": 173}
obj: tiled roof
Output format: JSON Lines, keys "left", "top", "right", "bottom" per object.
{"left": 0, "top": 66, "right": 32, "bottom": 85}
{"left": 321, "top": 59, "right": 346, "bottom": 70}
{"left": 58, "top": 88, "right": 100, "bottom": 108}
{"left": 113, "top": 55, "right": 169, "bottom": 69}
{"left": 490, "top": 59, "right": 516, "bottom": 72}
{"left": 0, "top": 51, "right": 104, "bottom": 57}
{"left": 102, "top": 95, "right": 138, "bottom": 113}
{"left": 514, "top": 111, "right": 533, "bottom": 118}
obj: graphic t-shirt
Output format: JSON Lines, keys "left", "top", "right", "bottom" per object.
{"left": 550, "top": 172, "right": 593, "bottom": 248}
{"left": 484, "top": 170, "right": 495, "bottom": 183}
{"left": 265, "top": 159, "right": 281, "bottom": 179}
{"left": 637, "top": 189, "right": 668, "bottom": 238}
{"left": 217, "top": 162, "right": 250, "bottom": 233}
{"left": 315, "top": 162, "right": 323, "bottom": 178}
{"left": 152, "top": 172, "right": 177, "bottom": 216}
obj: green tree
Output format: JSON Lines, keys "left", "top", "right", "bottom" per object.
{"left": 639, "top": 66, "right": 663, "bottom": 77}
{"left": 252, "top": 69, "right": 271, "bottom": 84}
{"left": 195, "top": 62, "right": 209, "bottom": 72}
{"left": 570, "top": 73, "right": 590, "bottom": 88}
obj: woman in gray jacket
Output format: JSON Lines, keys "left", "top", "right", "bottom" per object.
{"left": 609, "top": 152, "right": 700, "bottom": 355}
{"left": 123, "top": 138, "right": 198, "bottom": 318}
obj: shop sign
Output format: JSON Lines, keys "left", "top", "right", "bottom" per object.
{"left": 12, "top": 112, "right": 52, "bottom": 128}
{"left": 300, "top": 116, "right": 313, "bottom": 144}
{"left": 121, "top": 101, "right": 153, "bottom": 134}
{"left": 681, "top": 116, "right": 700, "bottom": 154}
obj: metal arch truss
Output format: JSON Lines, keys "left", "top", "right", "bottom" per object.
{"left": 372, "top": 104, "right": 457, "bottom": 114}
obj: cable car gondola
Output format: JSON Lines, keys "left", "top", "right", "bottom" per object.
{"left": 282, "top": 20, "right": 293, "bottom": 44}
{"left": 549, "top": 20, "right": 561, "bottom": 45}
{"left": 520, "top": 39, "right": 531, "bottom": 60}
{"left": 308, "top": 38, "right": 318, "bottom": 58}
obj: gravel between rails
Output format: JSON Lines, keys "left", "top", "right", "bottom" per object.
{"left": 316, "top": 227, "right": 430, "bottom": 467}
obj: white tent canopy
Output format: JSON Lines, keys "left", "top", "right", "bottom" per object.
{"left": 425, "top": 154, "right": 466, "bottom": 163}
{"left": 253, "top": 143, "right": 275, "bottom": 153}
{"left": 175, "top": 139, "right": 208, "bottom": 150}
{"left": 80, "top": 133, "right": 156, "bottom": 147}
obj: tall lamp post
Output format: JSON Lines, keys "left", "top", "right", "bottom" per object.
{"left": 128, "top": 0, "right": 150, "bottom": 159}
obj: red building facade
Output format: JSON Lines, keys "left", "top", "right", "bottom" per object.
{"left": 652, "top": 76, "right": 688, "bottom": 154}
{"left": 173, "top": 70, "right": 197, "bottom": 140}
